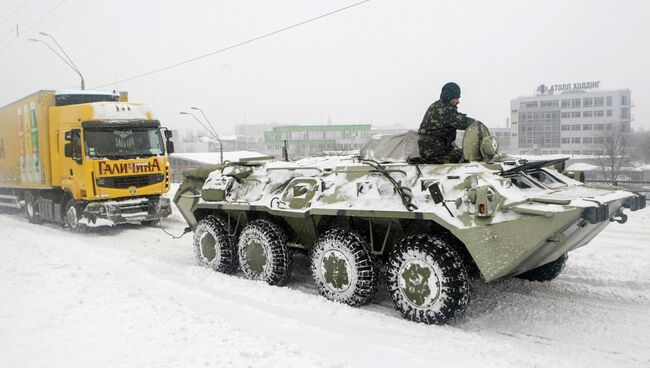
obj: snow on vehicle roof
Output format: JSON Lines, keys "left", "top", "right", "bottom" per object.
{"left": 90, "top": 102, "right": 153, "bottom": 120}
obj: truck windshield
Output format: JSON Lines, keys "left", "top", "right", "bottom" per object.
{"left": 84, "top": 127, "right": 164, "bottom": 159}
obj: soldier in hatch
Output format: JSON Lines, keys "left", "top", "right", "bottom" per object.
{"left": 417, "top": 82, "right": 480, "bottom": 163}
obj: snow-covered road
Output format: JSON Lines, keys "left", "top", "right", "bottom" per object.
{"left": 1, "top": 201, "right": 649, "bottom": 367}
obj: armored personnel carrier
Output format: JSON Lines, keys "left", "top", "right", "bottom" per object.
{"left": 173, "top": 123, "right": 645, "bottom": 324}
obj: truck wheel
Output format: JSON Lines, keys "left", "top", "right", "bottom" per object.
{"left": 387, "top": 234, "right": 470, "bottom": 325}
{"left": 24, "top": 191, "right": 42, "bottom": 224}
{"left": 193, "top": 216, "right": 237, "bottom": 274}
{"left": 311, "top": 228, "right": 379, "bottom": 306}
{"left": 237, "top": 219, "right": 291, "bottom": 286}
{"left": 516, "top": 254, "right": 568, "bottom": 282}
{"left": 64, "top": 199, "right": 85, "bottom": 232}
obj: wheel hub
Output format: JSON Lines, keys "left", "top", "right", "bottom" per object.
{"left": 246, "top": 240, "right": 267, "bottom": 276}
{"left": 398, "top": 260, "right": 441, "bottom": 308}
{"left": 199, "top": 233, "right": 217, "bottom": 262}
{"left": 320, "top": 249, "right": 352, "bottom": 292}
{"left": 66, "top": 206, "right": 78, "bottom": 228}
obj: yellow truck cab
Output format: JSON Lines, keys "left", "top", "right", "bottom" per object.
{"left": 0, "top": 90, "right": 173, "bottom": 229}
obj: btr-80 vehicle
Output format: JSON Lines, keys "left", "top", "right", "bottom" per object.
{"left": 173, "top": 123, "right": 645, "bottom": 324}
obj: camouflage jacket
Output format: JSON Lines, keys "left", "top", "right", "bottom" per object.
{"left": 418, "top": 100, "right": 476, "bottom": 146}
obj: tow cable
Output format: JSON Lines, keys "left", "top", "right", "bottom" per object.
{"left": 151, "top": 218, "right": 192, "bottom": 239}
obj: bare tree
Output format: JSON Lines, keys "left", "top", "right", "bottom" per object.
{"left": 630, "top": 131, "right": 650, "bottom": 165}
{"left": 594, "top": 123, "right": 631, "bottom": 185}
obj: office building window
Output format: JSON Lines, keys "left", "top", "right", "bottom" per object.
{"left": 594, "top": 124, "right": 605, "bottom": 130}
{"left": 621, "top": 108, "right": 630, "bottom": 119}
{"left": 561, "top": 138, "right": 570, "bottom": 144}
{"left": 583, "top": 150, "right": 593, "bottom": 155}
{"left": 621, "top": 121, "right": 631, "bottom": 132}
{"left": 571, "top": 111, "right": 581, "bottom": 118}
{"left": 583, "top": 137, "right": 593, "bottom": 144}
{"left": 594, "top": 137, "right": 604, "bottom": 143}
{"left": 606, "top": 110, "right": 612, "bottom": 117}
{"left": 594, "top": 97, "right": 604, "bottom": 107}
{"left": 594, "top": 110, "right": 604, "bottom": 117}
{"left": 572, "top": 150, "right": 581, "bottom": 155}
{"left": 540, "top": 100, "right": 559, "bottom": 108}
{"left": 571, "top": 124, "right": 581, "bottom": 131}
{"left": 543, "top": 112, "right": 555, "bottom": 121}
{"left": 561, "top": 100, "right": 570, "bottom": 108}
{"left": 583, "top": 111, "right": 593, "bottom": 118}
{"left": 583, "top": 124, "right": 593, "bottom": 130}
{"left": 561, "top": 112, "right": 570, "bottom": 118}
{"left": 561, "top": 150, "right": 570, "bottom": 154}
{"left": 606, "top": 123, "right": 613, "bottom": 130}
{"left": 570, "top": 99, "right": 581, "bottom": 108}
{"left": 621, "top": 95, "right": 629, "bottom": 105}
{"left": 606, "top": 96, "right": 612, "bottom": 106}
{"left": 561, "top": 125, "right": 570, "bottom": 131}
{"left": 583, "top": 98, "right": 593, "bottom": 107}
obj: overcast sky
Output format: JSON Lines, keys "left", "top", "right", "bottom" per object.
{"left": 1, "top": 0, "right": 649, "bottom": 133}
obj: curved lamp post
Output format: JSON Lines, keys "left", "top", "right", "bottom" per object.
{"left": 29, "top": 32, "right": 85, "bottom": 90}
{"left": 179, "top": 111, "right": 223, "bottom": 164}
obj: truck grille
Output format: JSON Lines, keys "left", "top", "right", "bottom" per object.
{"left": 96, "top": 173, "right": 164, "bottom": 189}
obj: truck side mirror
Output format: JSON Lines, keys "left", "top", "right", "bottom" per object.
{"left": 166, "top": 140, "right": 175, "bottom": 154}
{"left": 64, "top": 143, "right": 73, "bottom": 158}
{"left": 64, "top": 129, "right": 82, "bottom": 164}
{"left": 164, "top": 129, "right": 173, "bottom": 139}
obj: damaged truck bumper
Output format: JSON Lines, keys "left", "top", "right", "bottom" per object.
{"left": 84, "top": 196, "right": 172, "bottom": 225}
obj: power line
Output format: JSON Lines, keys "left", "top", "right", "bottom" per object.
{"left": 0, "top": 0, "right": 30, "bottom": 27}
{"left": 0, "top": 0, "right": 12, "bottom": 11}
{"left": 94, "top": 0, "right": 371, "bottom": 89}
{"left": 0, "top": 0, "right": 38, "bottom": 43}
{"left": 0, "top": 0, "right": 67, "bottom": 53}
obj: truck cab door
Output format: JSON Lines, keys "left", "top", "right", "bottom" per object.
{"left": 61, "top": 129, "right": 84, "bottom": 198}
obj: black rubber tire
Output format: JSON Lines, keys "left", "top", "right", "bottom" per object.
{"left": 237, "top": 219, "right": 291, "bottom": 286}
{"left": 387, "top": 234, "right": 470, "bottom": 325}
{"left": 311, "top": 228, "right": 379, "bottom": 307}
{"left": 63, "top": 199, "right": 85, "bottom": 232}
{"left": 24, "top": 191, "right": 42, "bottom": 224}
{"left": 516, "top": 254, "right": 568, "bottom": 282}
{"left": 193, "top": 215, "right": 237, "bottom": 274}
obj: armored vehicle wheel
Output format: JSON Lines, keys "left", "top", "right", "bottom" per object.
{"left": 24, "top": 191, "right": 41, "bottom": 224}
{"left": 237, "top": 219, "right": 291, "bottom": 286}
{"left": 193, "top": 216, "right": 237, "bottom": 274}
{"left": 311, "top": 228, "right": 379, "bottom": 307}
{"left": 516, "top": 254, "right": 568, "bottom": 282}
{"left": 387, "top": 234, "right": 470, "bottom": 325}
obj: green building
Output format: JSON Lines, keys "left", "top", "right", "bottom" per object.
{"left": 264, "top": 124, "right": 372, "bottom": 157}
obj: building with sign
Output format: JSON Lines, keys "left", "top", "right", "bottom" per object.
{"left": 509, "top": 82, "right": 632, "bottom": 155}
{"left": 264, "top": 124, "right": 372, "bottom": 157}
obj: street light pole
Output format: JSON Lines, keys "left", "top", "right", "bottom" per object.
{"left": 179, "top": 111, "right": 223, "bottom": 164}
{"left": 29, "top": 32, "right": 85, "bottom": 90}
{"left": 190, "top": 107, "right": 223, "bottom": 165}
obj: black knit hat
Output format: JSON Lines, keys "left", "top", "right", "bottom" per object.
{"left": 440, "top": 82, "right": 461, "bottom": 103}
